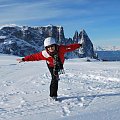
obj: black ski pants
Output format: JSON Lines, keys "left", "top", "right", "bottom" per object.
{"left": 47, "top": 64, "right": 59, "bottom": 97}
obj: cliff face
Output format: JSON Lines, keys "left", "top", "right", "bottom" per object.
{"left": 72, "top": 29, "right": 95, "bottom": 58}
{"left": 0, "top": 24, "right": 95, "bottom": 58}
{"left": 0, "top": 25, "right": 65, "bottom": 56}
{"left": 78, "top": 29, "right": 94, "bottom": 58}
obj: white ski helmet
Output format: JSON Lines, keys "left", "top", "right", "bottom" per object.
{"left": 44, "top": 37, "right": 56, "bottom": 47}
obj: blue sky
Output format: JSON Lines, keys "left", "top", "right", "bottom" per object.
{"left": 0, "top": 0, "right": 120, "bottom": 47}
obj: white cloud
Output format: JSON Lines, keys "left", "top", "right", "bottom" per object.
{"left": 0, "top": 1, "right": 64, "bottom": 23}
{"left": 0, "top": 0, "right": 93, "bottom": 24}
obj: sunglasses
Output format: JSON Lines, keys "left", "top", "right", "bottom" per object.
{"left": 46, "top": 45, "right": 55, "bottom": 49}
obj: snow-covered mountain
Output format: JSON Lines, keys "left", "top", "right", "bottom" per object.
{"left": 73, "top": 29, "right": 95, "bottom": 58}
{"left": 95, "top": 46, "right": 120, "bottom": 51}
{"left": 1, "top": 24, "right": 119, "bottom": 61}
{"left": 94, "top": 46, "right": 120, "bottom": 61}
{"left": 0, "top": 54, "right": 120, "bottom": 120}
{"left": 0, "top": 24, "right": 65, "bottom": 56}
{"left": 0, "top": 24, "right": 95, "bottom": 58}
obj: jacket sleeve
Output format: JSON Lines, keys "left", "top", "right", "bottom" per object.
{"left": 64, "top": 43, "right": 81, "bottom": 53}
{"left": 22, "top": 51, "right": 46, "bottom": 61}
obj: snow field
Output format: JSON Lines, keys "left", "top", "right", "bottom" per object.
{"left": 0, "top": 54, "right": 120, "bottom": 120}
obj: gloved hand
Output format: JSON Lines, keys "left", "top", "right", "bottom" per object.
{"left": 79, "top": 43, "right": 83, "bottom": 48}
{"left": 16, "top": 58, "right": 24, "bottom": 63}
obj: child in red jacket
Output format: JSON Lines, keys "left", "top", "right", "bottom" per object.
{"left": 17, "top": 37, "right": 82, "bottom": 101}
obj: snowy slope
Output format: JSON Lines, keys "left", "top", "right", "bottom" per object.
{"left": 0, "top": 54, "right": 120, "bottom": 120}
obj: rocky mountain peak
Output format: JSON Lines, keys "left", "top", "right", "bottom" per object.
{"left": 73, "top": 29, "right": 95, "bottom": 58}
{"left": 0, "top": 24, "right": 95, "bottom": 58}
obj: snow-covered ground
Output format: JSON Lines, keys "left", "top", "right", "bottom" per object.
{"left": 0, "top": 54, "right": 120, "bottom": 120}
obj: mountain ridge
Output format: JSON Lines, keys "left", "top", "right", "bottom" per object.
{"left": 0, "top": 24, "right": 95, "bottom": 58}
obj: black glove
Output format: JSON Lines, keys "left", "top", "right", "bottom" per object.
{"left": 79, "top": 43, "right": 83, "bottom": 48}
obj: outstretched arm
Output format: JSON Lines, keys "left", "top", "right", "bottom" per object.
{"left": 65, "top": 43, "right": 82, "bottom": 52}
{"left": 16, "top": 51, "right": 46, "bottom": 63}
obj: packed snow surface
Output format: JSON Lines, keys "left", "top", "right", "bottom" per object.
{"left": 0, "top": 54, "right": 120, "bottom": 120}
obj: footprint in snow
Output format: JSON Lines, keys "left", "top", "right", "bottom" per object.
{"left": 41, "top": 81, "right": 46, "bottom": 85}
{"left": 61, "top": 106, "right": 70, "bottom": 117}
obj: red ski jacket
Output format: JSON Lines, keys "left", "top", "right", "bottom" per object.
{"left": 22, "top": 43, "right": 81, "bottom": 67}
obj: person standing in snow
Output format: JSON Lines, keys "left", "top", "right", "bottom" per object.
{"left": 17, "top": 37, "right": 82, "bottom": 101}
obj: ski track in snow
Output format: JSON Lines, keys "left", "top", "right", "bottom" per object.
{"left": 0, "top": 55, "right": 120, "bottom": 120}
